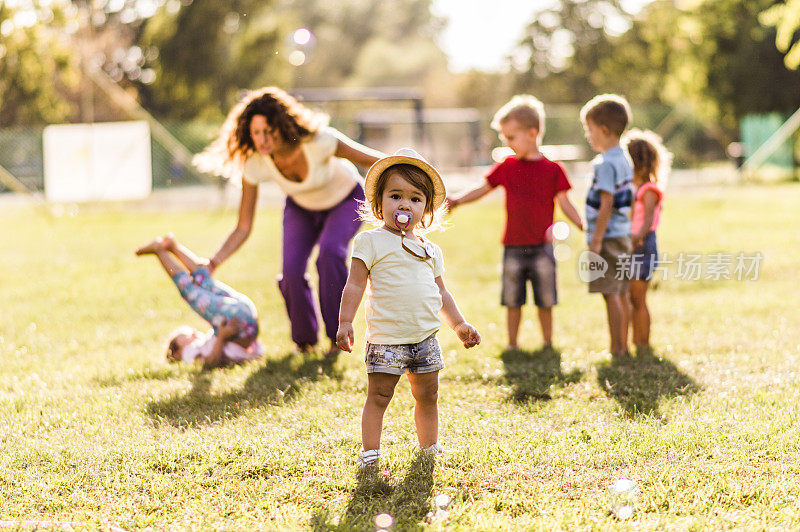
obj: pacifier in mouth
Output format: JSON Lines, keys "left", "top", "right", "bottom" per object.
{"left": 393, "top": 210, "right": 413, "bottom": 233}
{"left": 392, "top": 209, "right": 431, "bottom": 261}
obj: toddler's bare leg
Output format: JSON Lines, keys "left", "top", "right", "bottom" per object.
{"left": 136, "top": 237, "right": 186, "bottom": 278}
{"left": 408, "top": 371, "right": 439, "bottom": 448}
{"left": 135, "top": 237, "right": 165, "bottom": 256}
{"left": 362, "top": 373, "right": 401, "bottom": 451}
{"left": 160, "top": 234, "right": 207, "bottom": 274}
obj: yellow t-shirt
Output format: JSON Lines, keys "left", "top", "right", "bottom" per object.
{"left": 242, "top": 127, "right": 361, "bottom": 211}
{"left": 351, "top": 227, "right": 444, "bottom": 344}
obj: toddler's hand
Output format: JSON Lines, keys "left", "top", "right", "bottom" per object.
{"left": 589, "top": 241, "right": 602, "bottom": 255}
{"left": 336, "top": 322, "right": 354, "bottom": 352}
{"left": 218, "top": 317, "right": 241, "bottom": 339}
{"left": 455, "top": 321, "right": 481, "bottom": 349}
{"left": 444, "top": 197, "right": 458, "bottom": 211}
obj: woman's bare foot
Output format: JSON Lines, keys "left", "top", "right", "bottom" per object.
{"left": 135, "top": 237, "right": 164, "bottom": 255}
{"left": 324, "top": 342, "right": 341, "bottom": 358}
{"left": 294, "top": 343, "right": 315, "bottom": 355}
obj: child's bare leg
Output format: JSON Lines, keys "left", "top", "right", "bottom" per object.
{"left": 625, "top": 294, "right": 633, "bottom": 346}
{"left": 629, "top": 280, "right": 650, "bottom": 347}
{"left": 603, "top": 293, "right": 628, "bottom": 355}
{"left": 150, "top": 247, "right": 186, "bottom": 278}
{"left": 506, "top": 307, "right": 522, "bottom": 349}
{"left": 135, "top": 237, "right": 166, "bottom": 256}
{"left": 408, "top": 371, "right": 439, "bottom": 448}
{"left": 537, "top": 306, "right": 553, "bottom": 347}
{"left": 621, "top": 289, "right": 629, "bottom": 351}
{"left": 362, "top": 373, "right": 401, "bottom": 451}
{"left": 161, "top": 235, "right": 207, "bottom": 274}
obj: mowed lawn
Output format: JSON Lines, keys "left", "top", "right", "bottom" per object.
{"left": 1, "top": 181, "right": 798, "bottom": 530}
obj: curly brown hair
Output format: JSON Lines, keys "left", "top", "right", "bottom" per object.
{"left": 194, "top": 86, "right": 329, "bottom": 179}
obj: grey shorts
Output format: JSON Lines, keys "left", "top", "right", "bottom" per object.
{"left": 588, "top": 236, "right": 632, "bottom": 295}
{"left": 501, "top": 244, "right": 557, "bottom": 308}
{"left": 365, "top": 334, "right": 444, "bottom": 375}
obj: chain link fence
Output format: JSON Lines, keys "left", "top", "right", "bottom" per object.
{"left": 0, "top": 104, "right": 732, "bottom": 195}
{"left": 0, "top": 121, "right": 221, "bottom": 194}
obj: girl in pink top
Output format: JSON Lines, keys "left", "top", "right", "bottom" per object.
{"left": 625, "top": 129, "right": 672, "bottom": 354}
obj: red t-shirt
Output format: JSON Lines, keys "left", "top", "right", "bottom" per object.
{"left": 485, "top": 156, "right": 572, "bottom": 246}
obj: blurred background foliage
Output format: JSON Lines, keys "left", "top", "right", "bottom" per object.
{"left": 1, "top": 0, "right": 799, "bottom": 173}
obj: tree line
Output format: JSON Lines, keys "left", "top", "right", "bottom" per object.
{"left": 1, "top": 0, "right": 799, "bottom": 144}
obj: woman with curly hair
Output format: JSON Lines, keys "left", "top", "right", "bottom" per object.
{"left": 195, "top": 86, "right": 384, "bottom": 355}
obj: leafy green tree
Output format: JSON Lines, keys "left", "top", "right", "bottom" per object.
{"left": 513, "top": 0, "right": 633, "bottom": 103}
{"left": 283, "top": 0, "right": 448, "bottom": 90}
{"left": 135, "top": 0, "right": 448, "bottom": 119}
{"left": 0, "top": 3, "right": 78, "bottom": 126}
{"left": 137, "top": 0, "right": 287, "bottom": 120}
{"left": 511, "top": 0, "right": 800, "bottom": 135}
{"left": 673, "top": 0, "right": 800, "bottom": 132}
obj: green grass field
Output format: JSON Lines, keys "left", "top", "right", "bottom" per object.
{"left": 1, "top": 182, "right": 798, "bottom": 530}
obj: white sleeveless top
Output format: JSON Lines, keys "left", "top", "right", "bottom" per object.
{"left": 241, "top": 127, "right": 362, "bottom": 211}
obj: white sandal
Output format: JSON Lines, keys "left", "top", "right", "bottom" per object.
{"left": 357, "top": 449, "right": 381, "bottom": 467}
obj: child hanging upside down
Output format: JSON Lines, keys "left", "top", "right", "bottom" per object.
{"left": 135, "top": 234, "right": 264, "bottom": 368}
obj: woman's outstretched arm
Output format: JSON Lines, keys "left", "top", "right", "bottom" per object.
{"left": 209, "top": 180, "right": 258, "bottom": 272}
{"left": 334, "top": 134, "right": 385, "bottom": 169}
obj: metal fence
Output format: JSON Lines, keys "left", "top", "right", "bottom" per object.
{"left": 0, "top": 121, "right": 219, "bottom": 194}
{"left": 0, "top": 104, "right": 733, "bottom": 195}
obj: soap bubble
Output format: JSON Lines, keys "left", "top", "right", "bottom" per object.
{"left": 374, "top": 513, "right": 393, "bottom": 530}
{"left": 293, "top": 28, "right": 312, "bottom": 46}
{"left": 552, "top": 221, "right": 570, "bottom": 240}
{"left": 553, "top": 243, "right": 572, "bottom": 261}
{"left": 434, "top": 493, "right": 451, "bottom": 509}
{"left": 609, "top": 478, "right": 640, "bottom": 520}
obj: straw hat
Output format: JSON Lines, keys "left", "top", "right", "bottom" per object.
{"left": 364, "top": 148, "right": 446, "bottom": 210}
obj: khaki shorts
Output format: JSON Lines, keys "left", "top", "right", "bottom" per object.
{"left": 588, "top": 236, "right": 632, "bottom": 295}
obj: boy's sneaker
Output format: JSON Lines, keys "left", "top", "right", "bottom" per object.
{"left": 422, "top": 443, "right": 444, "bottom": 455}
{"left": 357, "top": 449, "right": 381, "bottom": 468}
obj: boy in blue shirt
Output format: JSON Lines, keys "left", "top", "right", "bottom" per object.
{"left": 580, "top": 94, "right": 634, "bottom": 359}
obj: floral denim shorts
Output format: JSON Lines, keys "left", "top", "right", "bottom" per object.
{"left": 365, "top": 333, "right": 444, "bottom": 375}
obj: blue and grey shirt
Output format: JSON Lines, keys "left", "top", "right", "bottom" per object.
{"left": 585, "top": 146, "right": 634, "bottom": 243}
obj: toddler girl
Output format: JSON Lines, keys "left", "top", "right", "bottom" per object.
{"left": 336, "top": 148, "right": 480, "bottom": 467}
{"left": 136, "top": 235, "right": 264, "bottom": 368}
{"left": 625, "top": 129, "right": 672, "bottom": 355}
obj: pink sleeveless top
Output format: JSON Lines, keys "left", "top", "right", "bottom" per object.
{"left": 631, "top": 182, "right": 663, "bottom": 234}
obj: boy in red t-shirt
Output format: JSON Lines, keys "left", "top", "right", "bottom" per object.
{"left": 447, "top": 95, "right": 584, "bottom": 350}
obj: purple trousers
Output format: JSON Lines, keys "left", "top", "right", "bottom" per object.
{"left": 278, "top": 184, "right": 364, "bottom": 346}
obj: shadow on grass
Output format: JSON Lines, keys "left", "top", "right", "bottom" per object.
{"left": 145, "top": 351, "right": 343, "bottom": 428}
{"left": 93, "top": 365, "right": 178, "bottom": 387}
{"left": 310, "top": 452, "right": 435, "bottom": 531}
{"left": 500, "top": 347, "right": 583, "bottom": 402}
{"left": 597, "top": 351, "right": 700, "bottom": 418}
